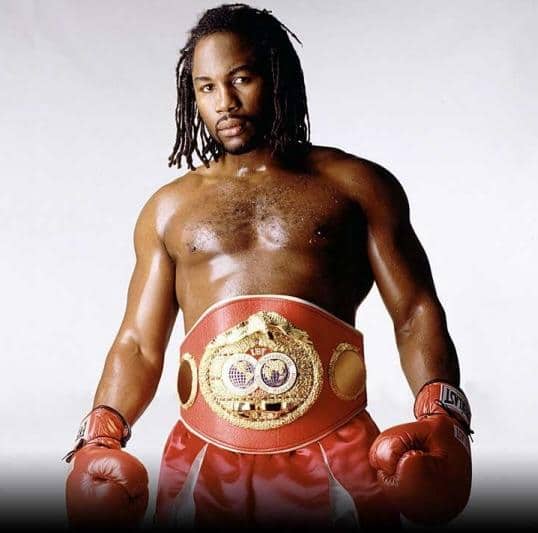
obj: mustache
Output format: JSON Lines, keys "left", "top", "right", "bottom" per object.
{"left": 215, "top": 114, "right": 251, "bottom": 129}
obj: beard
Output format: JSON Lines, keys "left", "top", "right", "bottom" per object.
{"left": 221, "top": 135, "right": 261, "bottom": 155}
{"left": 213, "top": 115, "right": 271, "bottom": 155}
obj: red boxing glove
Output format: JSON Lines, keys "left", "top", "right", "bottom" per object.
{"left": 65, "top": 405, "right": 149, "bottom": 528}
{"left": 369, "top": 381, "right": 472, "bottom": 524}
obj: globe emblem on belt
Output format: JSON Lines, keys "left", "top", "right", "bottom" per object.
{"left": 222, "top": 354, "right": 259, "bottom": 395}
{"left": 221, "top": 352, "right": 297, "bottom": 395}
{"left": 255, "top": 352, "right": 297, "bottom": 394}
{"left": 260, "top": 358, "right": 289, "bottom": 387}
{"left": 228, "top": 359, "right": 255, "bottom": 390}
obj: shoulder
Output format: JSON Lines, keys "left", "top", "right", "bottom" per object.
{"left": 308, "top": 145, "right": 410, "bottom": 222}
{"left": 307, "top": 144, "right": 403, "bottom": 196}
{"left": 135, "top": 168, "right": 206, "bottom": 240}
{"left": 147, "top": 167, "right": 208, "bottom": 205}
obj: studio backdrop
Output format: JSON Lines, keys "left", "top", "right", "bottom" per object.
{"left": 1, "top": 0, "right": 537, "bottom": 526}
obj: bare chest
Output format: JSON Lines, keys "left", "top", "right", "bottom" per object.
{"left": 165, "top": 175, "right": 362, "bottom": 261}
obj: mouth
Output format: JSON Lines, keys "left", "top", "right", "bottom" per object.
{"left": 219, "top": 125, "right": 244, "bottom": 138}
{"left": 217, "top": 119, "right": 246, "bottom": 138}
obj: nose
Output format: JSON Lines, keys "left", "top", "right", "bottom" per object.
{"left": 216, "top": 84, "right": 239, "bottom": 114}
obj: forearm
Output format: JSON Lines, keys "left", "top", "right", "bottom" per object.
{"left": 93, "top": 337, "right": 163, "bottom": 425}
{"left": 395, "top": 301, "right": 460, "bottom": 396}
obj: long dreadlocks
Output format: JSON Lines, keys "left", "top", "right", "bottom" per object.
{"left": 168, "top": 3, "right": 311, "bottom": 170}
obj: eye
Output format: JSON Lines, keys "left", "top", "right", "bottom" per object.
{"left": 200, "top": 84, "right": 214, "bottom": 93}
{"left": 232, "top": 76, "right": 250, "bottom": 85}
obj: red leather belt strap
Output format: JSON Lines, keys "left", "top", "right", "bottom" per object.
{"left": 179, "top": 295, "right": 367, "bottom": 454}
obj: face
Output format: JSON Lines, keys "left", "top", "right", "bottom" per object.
{"left": 192, "top": 31, "right": 270, "bottom": 155}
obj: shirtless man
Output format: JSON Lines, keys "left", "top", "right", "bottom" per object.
{"left": 65, "top": 4, "right": 472, "bottom": 530}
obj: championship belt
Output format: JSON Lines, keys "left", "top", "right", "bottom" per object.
{"left": 178, "top": 295, "right": 367, "bottom": 454}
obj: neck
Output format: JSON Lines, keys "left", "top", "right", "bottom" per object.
{"left": 216, "top": 146, "right": 281, "bottom": 176}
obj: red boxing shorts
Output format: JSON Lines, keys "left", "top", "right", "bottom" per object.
{"left": 154, "top": 295, "right": 400, "bottom": 530}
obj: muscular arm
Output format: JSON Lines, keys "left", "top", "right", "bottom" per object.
{"left": 93, "top": 193, "right": 178, "bottom": 424}
{"left": 349, "top": 159, "right": 460, "bottom": 395}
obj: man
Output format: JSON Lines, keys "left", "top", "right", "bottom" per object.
{"left": 65, "top": 4, "right": 472, "bottom": 530}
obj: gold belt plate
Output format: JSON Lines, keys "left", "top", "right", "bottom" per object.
{"left": 198, "top": 311, "right": 323, "bottom": 430}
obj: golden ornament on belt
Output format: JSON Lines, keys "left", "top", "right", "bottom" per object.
{"left": 329, "top": 342, "right": 366, "bottom": 401}
{"left": 198, "top": 311, "right": 323, "bottom": 430}
{"left": 178, "top": 353, "right": 198, "bottom": 409}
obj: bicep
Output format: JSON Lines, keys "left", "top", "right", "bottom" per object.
{"left": 114, "top": 202, "right": 179, "bottom": 366}
{"left": 361, "top": 167, "right": 439, "bottom": 329}
{"left": 368, "top": 214, "right": 438, "bottom": 326}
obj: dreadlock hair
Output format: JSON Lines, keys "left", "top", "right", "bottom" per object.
{"left": 168, "top": 3, "right": 311, "bottom": 170}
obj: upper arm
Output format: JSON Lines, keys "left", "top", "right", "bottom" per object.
{"left": 113, "top": 191, "right": 179, "bottom": 369}
{"left": 348, "top": 160, "right": 441, "bottom": 331}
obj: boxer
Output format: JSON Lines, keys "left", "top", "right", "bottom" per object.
{"left": 65, "top": 4, "right": 472, "bottom": 529}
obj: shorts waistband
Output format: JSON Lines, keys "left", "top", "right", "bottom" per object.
{"left": 178, "top": 295, "right": 367, "bottom": 454}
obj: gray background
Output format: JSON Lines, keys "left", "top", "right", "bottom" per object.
{"left": 1, "top": 0, "right": 537, "bottom": 526}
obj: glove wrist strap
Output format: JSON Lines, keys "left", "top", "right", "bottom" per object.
{"left": 414, "top": 380, "right": 472, "bottom": 433}
{"left": 63, "top": 405, "right": 131, "bottom": 463}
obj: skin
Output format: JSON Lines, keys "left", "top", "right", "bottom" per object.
{"left": 93, "top": 32, "right": 460, "bottom": 425}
